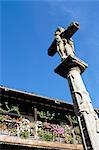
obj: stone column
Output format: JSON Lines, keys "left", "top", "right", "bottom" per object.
{"left": 55, "top": 55, "right": 99, "bottom": 150}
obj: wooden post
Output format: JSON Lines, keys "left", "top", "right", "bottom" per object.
{"left": 34, "top": 107, "right": 38, "bottom": 139}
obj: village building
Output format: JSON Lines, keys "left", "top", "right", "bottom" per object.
{"left": 0, "top": 86, "right": 98, "bottom": 150}
{"left": 0, "top": 86, "right": 84, "bottom": 150}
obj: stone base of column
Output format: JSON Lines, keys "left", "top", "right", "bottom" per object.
{"left": 54, "top": 55, "right": 88, "bottom": 78}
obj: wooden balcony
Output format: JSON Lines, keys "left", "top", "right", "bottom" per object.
{"left": 0, "top": 86, "right": 83, "bottom": 149}
{"left": 0, "top": 135, "right": 83, "bottom": 150}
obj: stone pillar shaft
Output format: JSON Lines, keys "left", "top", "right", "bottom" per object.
{"left": 67, "top": 67, "right": 99, "bottom": 150}
{"left": 54, "top": 55, "right": 99, "bottom": 150}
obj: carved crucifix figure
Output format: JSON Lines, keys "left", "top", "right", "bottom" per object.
{"left": 54, "top": 27, "right": 75, "bottom": 61}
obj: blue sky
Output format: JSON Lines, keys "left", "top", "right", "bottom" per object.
{"left": 1, "top": 0, "right": 99, "bottom": 108}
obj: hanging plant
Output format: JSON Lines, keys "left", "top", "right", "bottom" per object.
{"left": 39, "top": 111, "right": 46, "bottom": 119}
{"left": 0, "top": 102, "right": 21, "bottom": 116}
{"left": 39, "top": 110, "right": 55, "bottom": 121}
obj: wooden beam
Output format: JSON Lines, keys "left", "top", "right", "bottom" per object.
{"left": 0, "top": 135, "right": 83, "bottom": 150}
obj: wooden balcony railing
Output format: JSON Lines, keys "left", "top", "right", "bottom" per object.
{"left": 0, "top": 114, "right": 82, "bottom": 144}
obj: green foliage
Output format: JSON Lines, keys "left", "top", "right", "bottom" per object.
{"left": 74, "top": 126, "right": 80, "bottom": 135}
{"left": 10, "top": 128, "right": 17, "bottom": 136}
{"left": 0, "top": 102, "right": 20, "bottom": 116}
{"left": 72, "top": 116, "right": 78, "bottom": 126}
{"left": 76, "top": 135, "right": 82, "bottom": 144}
{"left": 39, "top": 110, "right": 55, "bottom": 121}
{"left": 66, "top": 115, "right": 78, "bottom": 127}
{"left": 39, "top": 111, "right": 46, "bottom": 119}
{"left": 38, "top": 129, "right": 54, "bottom": 141}
{"left": 67, "top": 134, "right": 74, "bottom": 144}
{"left": 0, "top": 115, "right": 4, "bottom": 121}
{"left": 20, "top": 131, "right": 30, "bottom": 139}
{"left": 43, "top": 132, "right": 53, "bottom": 141}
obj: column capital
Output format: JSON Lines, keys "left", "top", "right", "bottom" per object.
{"left": 54, "top": 55, "right": 88, "bottom": 78}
